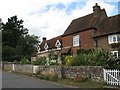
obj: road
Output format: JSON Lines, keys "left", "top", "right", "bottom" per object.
{"left": 2, "top": 71, "right": 70, "bottom": 88}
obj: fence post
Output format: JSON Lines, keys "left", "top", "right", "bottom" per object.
{"left": 12, "top": 64, "right": 14, "bottom": 71}
{"left": 103, "top": 69, "right": 106, "bottom": 82}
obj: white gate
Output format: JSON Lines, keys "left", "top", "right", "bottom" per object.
{"left": 103, "top": 69, "right": 120, "bottom": 86}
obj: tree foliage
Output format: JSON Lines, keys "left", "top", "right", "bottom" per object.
{"left": 2, "top": 15, "right": 39, "bottom": 61}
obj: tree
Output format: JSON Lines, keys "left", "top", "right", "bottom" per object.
{"left": 2, "top": 15, "right": 28, "bottom": 47}
{"left": 2, "top": 15, "right": 39, "bottom": 61}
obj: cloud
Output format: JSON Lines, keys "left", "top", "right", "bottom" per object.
{"left": 0, "top": 0, "right": 118, "bottom": 40}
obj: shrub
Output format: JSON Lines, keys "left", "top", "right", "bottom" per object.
{"left": 48, "top": 59, "right": 57, "bottom": 65}
{"left": 72, "top": 48, "right": 118, "bottom": 68}
{"left": 38, "top": 74, "right": 58, "bottom": 81}
{"left": 32, "top": 57, "right": 46, "bottom": 65}
{"left": 64, "top": 55, "right": 75, "bottom": 66}
{"left": 20, "top": 57, "right": 30, "bottom": 64}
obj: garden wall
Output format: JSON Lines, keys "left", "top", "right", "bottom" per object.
{"left": 1, "top": 63, "right": 104, "bottom": 82}
{"left": 62, "top": 66, "right": 103, "bottom": 82}
{"left": 14, "top": 64, "right": 33, "bottom": 74}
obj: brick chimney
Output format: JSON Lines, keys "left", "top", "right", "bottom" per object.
{"left": 93, "top": 3, "right": 101, "bottom": 15}
{"left": 42, "top": 37, "right": 46, "bottom": 41}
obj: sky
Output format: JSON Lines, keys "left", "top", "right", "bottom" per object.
{"left": 0, "top": 0, "right": 119, "bottom": 40}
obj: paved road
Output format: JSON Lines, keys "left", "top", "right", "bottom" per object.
{"left": 2, "top": 71, "right": 70, "bottom": 88}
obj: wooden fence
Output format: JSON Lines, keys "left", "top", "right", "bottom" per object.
{"left": 103, "top": 69, "right": 120, "bottom": 86}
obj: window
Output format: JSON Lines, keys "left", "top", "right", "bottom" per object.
{"left": 110, "top": 51, "right": 120, "bottom": 58}
{"left": 108, "top": 34, "right": 120, "bottom": 44}
{"left": 44, "top": 43, "right": 48, "bottom": 50}
{"left": 113, "top": 36, "right": 116, "bottom": 42}
{"left": 55, "top": 40, "right": 61, "bottom": 48}
{"left": 73, "top": 35, "right": 80, "bottom": 46}
{"left": 117, "top": 34, "right": 120, "bottom": 42}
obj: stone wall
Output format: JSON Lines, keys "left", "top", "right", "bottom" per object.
{"left": 62, "top": 66, "right": 103, "bottom": 82}
{"left": 14, "top": 64, "right": 33, "bottom": 74}
{"left": 38, "top": 65, "right": 62, "bottom": 78}
{"left": 3, "top": 63, "right": 13, "bottom": 71}
{"left": 2, "top": 63, "right": 104, "bottom": 82}
{"left": 2, "top": 63, "right": 33, "bottom": 74}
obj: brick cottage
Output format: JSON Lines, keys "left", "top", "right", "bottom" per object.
{"left": 36, "top": 3, "right": 120, "bottom": 63}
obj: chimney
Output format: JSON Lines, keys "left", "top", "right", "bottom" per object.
{"left": 93, "top": 3, "right": 101, "bottom": 15}
{"left": 42, "top": 37, "right": 46, "bottom": 41}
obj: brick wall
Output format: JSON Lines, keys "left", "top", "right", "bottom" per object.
{"left": 62, "top": 29, "right": 95, "bottom": 54}
{"left": 62, "top": 35, "right": 72, "bottom": 47}
{"left": 80, "top": 30, "right": 95, "bottom": 49}
{"left": 97, "top": 36, "right": 117, "bottom": 51}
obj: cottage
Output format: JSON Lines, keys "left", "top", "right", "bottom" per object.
{"left": 62, "top": 3, "right": 120, "bottom": 56}
{"left": 37, "top": 36, "right": 62, "bottom": 64}
{"left": 37, "top": 3, "right": 120, "bottom": 62}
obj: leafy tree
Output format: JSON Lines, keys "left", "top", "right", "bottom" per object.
{"left": 2, "top": 15, "right": 28, "bottom": 47}
{"left": 2, "top": 15, "right": 39, "bottom": 62}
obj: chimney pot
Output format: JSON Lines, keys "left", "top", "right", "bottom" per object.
{"left": 42, "top": 37, "right": 46, "bottom": 41}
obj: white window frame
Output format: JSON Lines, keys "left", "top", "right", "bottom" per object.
{"left": 108, "top": 34, "right": 120, "bottom": 44}
{"left": 73, "top": 35, "right": 80, "bottom": 46}
{"left": 110, "top": 51, "right": 120, "bottom": 58}
{"left": 55, "top": 40, "right": 61, "bottom": 48}
{"left": 44, "top": 43, "right": 49, "bottom": 50}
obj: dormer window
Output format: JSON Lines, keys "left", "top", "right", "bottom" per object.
{"left": 55, "top": 40, "right": 61, "bottom": 48}
{"left": 44, "top": 43, "right": 48, "bottom": 50}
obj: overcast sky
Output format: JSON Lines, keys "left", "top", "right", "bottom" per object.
{"left": 0, "top": 0, "right": 119, "bottom": 40}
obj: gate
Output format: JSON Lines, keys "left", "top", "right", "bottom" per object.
{"left": 103, "top": 69, "right": 120, "bottom": 86}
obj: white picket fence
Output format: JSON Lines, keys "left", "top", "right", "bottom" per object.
{"left": 103, "top": 69, "right": 120, "bottom": 86}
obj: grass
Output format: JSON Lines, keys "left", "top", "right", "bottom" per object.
{"left": 56, "top": 79, "right": 105, "bottom": 88}
{"left": 35, "top": 74, "right": 105, "bottom": 88}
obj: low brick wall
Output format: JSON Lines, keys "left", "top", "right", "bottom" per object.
{"left": 2, "top": 63, "right": 104, "bottom": 82}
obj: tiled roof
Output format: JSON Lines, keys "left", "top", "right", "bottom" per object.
{"left": 63, "top": 9, "right": 106, "bottom": 36}
{"left": 63, "top": 8, "right": 119, "bottom": 37}
{"left": 39, "top": 36, "right": 62, "bottom": 51}
{"left": 94, "top": 14, "right": 120, "bottom": 37}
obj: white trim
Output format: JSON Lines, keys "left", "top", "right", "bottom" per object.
{"left": 44, "top": 43, "right": 49, "bottom": 50}
{"left": 55, "top": 40, "right": 61, "bottom": 48}
{"left": 110, "top": 51, "right": 120, "bottom": 58}
{"left": 73, "top": 35, "right": 80, "bottom": 46}
{"left": 108, "top": 34, "right": 120, "bottom": 44}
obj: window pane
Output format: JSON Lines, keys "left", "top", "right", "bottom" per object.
{"left": 108, "top": 35, "right": 113, "bottom": 44}
{"left": 113, "top": 36, "right": 116, "bottom": 42}
{"left": 73, "top": 35, "right": 80, "bottom": 46}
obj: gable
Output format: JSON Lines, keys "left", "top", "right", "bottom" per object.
{"left": 55, "top": 40, "right": 61, "bottom": 48}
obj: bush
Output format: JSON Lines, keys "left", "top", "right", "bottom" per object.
{"left": 38, "top": 74, "right": 58, "bottom": 81}
{"left": 72, "top": 48, "right": 118, "bottom": 68}
{"left": 32, "top": 57, "right": 46, "bottom": 65}
{"left": 20, "top": 57, "right": 30, "bottom": 64}
{"left": 48, "top": 59, "right": 57, "bottom": 65}
{"left": 64, "top": 55, "right": 75, "bottom": 66}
